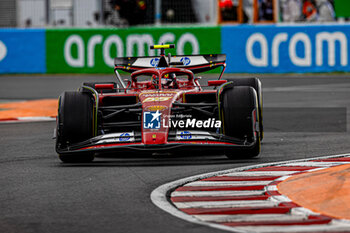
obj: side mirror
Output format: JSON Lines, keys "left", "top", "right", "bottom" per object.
{"left": 124, "top": 79, "right": 131, "bottom": 88}
{"left": 194, "top": 76, "right": 202, "bottom": 83}
{"left": 207, "top": 80, "right": 227, "bottom": 86}
{"left": 194, "top": 77, "right": 202, "bottom": 87}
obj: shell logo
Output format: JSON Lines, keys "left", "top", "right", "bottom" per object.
{"left": 143, "top": 97, "right": 172, "bottom": 102}
{"left": 146, "top": 105, "right": 167, "bottom": 111}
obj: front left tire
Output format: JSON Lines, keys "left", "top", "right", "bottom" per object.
{"left": 56, "top": 91, "right": 94, "bottom": 163}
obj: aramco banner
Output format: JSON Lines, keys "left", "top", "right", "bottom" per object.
{"left": 1, "top": 25, "right": 350, "bottom": 74}
{"left": 222, "top": 25, "right": 350, "bottom": 73}
{"left": 46, "top": 27, "right": 221, "bottom": 73}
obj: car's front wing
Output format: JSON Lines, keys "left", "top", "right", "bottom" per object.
{"left": 56, "top": 131, "right": 258, "bottom": 156}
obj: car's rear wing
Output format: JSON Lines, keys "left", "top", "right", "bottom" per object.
{"left": 114, "top": 54, "right": 226, "bottom": 74}
{"left": 113, "top": 45, "right": 226, "bottom": 88}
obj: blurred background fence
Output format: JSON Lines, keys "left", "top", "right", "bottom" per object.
{"left": 2, "top": 0, "right": 350, "bottom": 74}
{"left": 5, "top": 0, "right": 216, "bottom": 28}
{"left": 0, "top": 0, "right": 347, "bottom": 28}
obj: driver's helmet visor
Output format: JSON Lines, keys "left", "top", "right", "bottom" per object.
{"left": 162, "top": 74, "right": 171, "bottom": 85}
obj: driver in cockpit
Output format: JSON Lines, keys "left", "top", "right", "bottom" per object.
{"left": 162, "top": 73, "right": 178, "bottom": 89}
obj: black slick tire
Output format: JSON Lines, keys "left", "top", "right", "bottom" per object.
{"left": 225, "top": 77, "right": 263, "bottom": 140}
{"left": 56, "top": 91, "right": 94, "bottom": 163}
{"left": 222, "top": 86, "right": 260, "bottom": 159}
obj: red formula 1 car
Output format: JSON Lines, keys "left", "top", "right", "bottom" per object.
{"left": 55, "top": 44, "right": 263, "bottom": 163}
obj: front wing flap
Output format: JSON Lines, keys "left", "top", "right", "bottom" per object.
{"left": 56, "top": 131, "right": 258, "bottom": 155}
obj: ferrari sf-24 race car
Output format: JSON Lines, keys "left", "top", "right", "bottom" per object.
{"left": 55, "top": 44, "right": 263, "bottom": 163}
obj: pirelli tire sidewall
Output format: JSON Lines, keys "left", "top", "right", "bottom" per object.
{"left": 56, "top": 91, "right": 94, "bottom": 163}
{"left": 225, "top": 77, "right": 263, "bottom": 140}
{"left": 222, "top": 86, "right": 261, "bottom": 159}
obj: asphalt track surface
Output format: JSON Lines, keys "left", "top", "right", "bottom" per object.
{"left": 0, "top": 74, "right": 350, "bottom": 233}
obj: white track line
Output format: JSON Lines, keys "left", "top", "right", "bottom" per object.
{"left": 265, "top": 185, "right": 278, "bottom": 191}
{"left": 193, "top": 214, "right": 308, "bottom": 223}
{"left": 270, "top": 195, "right": 292, "bottom": 202}
{"left": 184, "top": 181, "right": 272, "bottom": 187}
{"left": 0, "top": 116, "right": 56, "bottom": 123}
{"left": 233, "top": 223, "right": 350, "bottom": 233}
{"left": 174, "top": 200, "right": 280, "bottom": 209}
{"left": 285, "top": 161, "right": 350, "bottom": 167}
{"left": 222, "top": 171, "right": 299, "bottom": 176}
{"left": 275, "top": 176, "right": 291, "bottom": 181}
{"left": 171, "top": 190, "right": 266, "bottom": 197}
{"left": 290, "top": 207, "right": 321, "bottom": 216}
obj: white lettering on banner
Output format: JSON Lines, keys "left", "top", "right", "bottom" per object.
{"left": 103, "top": 35, "right": 124, "bottom": 67}
{"left": 289, "top": 33, "right": 311, "bottom": 67}
{"left": 272, "top": 33, "right": 288, "bottom": 67}
{"left": 126, "top": 34, "right": 155, "bottom": 57}
{"left": 316, "top": 32, "right": 348, "bottom": 67}
{"left": 87, "top": 35, "right": 102, "bottom": 67}
{"left": 246, "top": 33, "right": 268, "bottom": 67}
{"left": 0, "top": 40, "right": 7, "bottom": 62}
{"left": 63, "top": 33, "right": 200, "bottom": 68}
{"left": 177, "top": 33, "right": 199, "bottom": 55}
{"left": 246, "top": 31, "right": 348, "bottom": 68}
{"left": 64, "top": 35, "right": 84, "bottom": 67}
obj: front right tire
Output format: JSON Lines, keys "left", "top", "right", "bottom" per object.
{"left": 221, "top": 86, "right": 260, "bottom": 159}
{"left": 225, "top": 77, "right": 263, "bottom": 140}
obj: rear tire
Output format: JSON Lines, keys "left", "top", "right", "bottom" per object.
{"left": 225, "top": 77, "right": 263, "bottom": 140}
{"left": 221, "top": 86, "right": 260, "bottom": 159}
{"left": 56, "top": 91, "right": 94, "bottom": 163}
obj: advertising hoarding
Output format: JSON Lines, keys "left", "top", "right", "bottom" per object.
{"left": 222, "top": 25, "right": 350, "bottom": 73}
{"left": 46, "top": 27, "right": 221, "bottom": 73}
{"left": 0, "top": 29, "right": 46, "bottom": 73}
